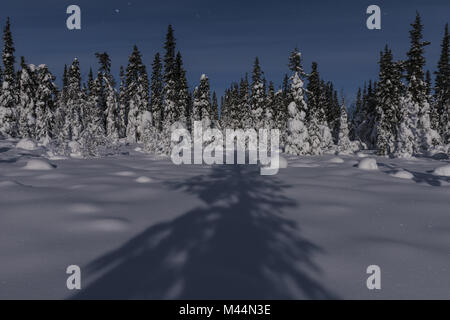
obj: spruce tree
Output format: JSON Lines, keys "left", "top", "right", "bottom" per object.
{"left": 285, "top": 72, "right": 309, "bottom": 155}
{"left": 376, "top": 46, "right": 403, "bottom": 155}
{"left": 250, "top": 57, "right": 265, "bottom": 129}
{"left": 212, "top": 91, "right": 219, "bottom": 122}
{"left": 237, "top": 74, "right": 250, "bottom": 129}
{"left": 434, "top": 23, "right": 449, "bottom": 144}
{"left": 395, "top": 90, "right": 418, "bottom": 158}
{"left": 150, "top": 52, "right": 163, "bottom": 131}
{"left": 64, "top": 58, "right": 84, "bottom": 141}
{"left": 337, "top": 100, "right": 352, "bottom": 154}
{"left": 118, "top": 66, "right": 128, "bottom": 138}
{"left": 406, "top": 12, "right": 440, "bottom": 152}
{"left": 125, "top": 45, "right": 150, "bottom": 142}
{"left": 18, "top": 57, "right": 37, "bottom": 138}
{"left": 35, "top": 65, "right": 57, "bottom": 143}
{"left": 174, "top": 52, "right": 189, "bottom": 127}
{"left": 264, "top": 81, "right": 275, "bottom": 129}
{"left": 0, "top": 18, "right": 17, "bottom": 137}
{"left": 162, "top": 25, "right": 181, "bottom": 127}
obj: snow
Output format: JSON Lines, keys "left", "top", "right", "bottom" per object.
{"left": 23, "top": 159, "right": 55, "bottom": 170}
{"left": 390, "top": 170, "right": 414, "bottom": 180}
{"left": 358, "top": 158, "right": 378, "bottom": 170}
{"left": 433, "top": 165, "right": 450, "bottom": 177}
{"left": 16, "top": 138, "right": 37, "bottom": 150}
{"left": 328, "top": 157, "right": 344, "bottom": 163}
{"left": 135, "top": 176, "right": 154, "bottom": 183}
{"left": 1, "top": 139, "right": 450, "bottom": 299}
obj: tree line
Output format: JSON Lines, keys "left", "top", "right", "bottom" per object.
{"left": 0, "top": 13, "right": 448, "bottom": 158}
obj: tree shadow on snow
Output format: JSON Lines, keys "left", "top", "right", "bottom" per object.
{"left": 71, "top": 164, "right": 336, "bottom": 300}
{"left": 378, "top": 162, "right": 450, "bottom": 187}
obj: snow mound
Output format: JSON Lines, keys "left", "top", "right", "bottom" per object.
{"left": 0, "top": 181, "right": 21, "bottom": 187}
{"left": 114, "top": 171, "right": 135, "bottom": 177}
{"left": 68, "top": 141, "right": 83, "bottom": 158}
{"left": 356, "top": 152, "right": 368, "bottom": 158}
{"left": 433, "top": 165, "right": 450, "bottom": 177}
{"left": 358, "top": 158, "right": 378, "bottom": 170}
{"left": 135, "top": 176, "right": 154, "bottom": 183}
{"left": 16, "top": 138, "right": 37, "bottom": 150}
{"left": 290, "top": 163, "right": 320, "bottom": 168}
{"left": 328, "top": 157, "right": 344, "bottom": 163}
{"left": 24, "top": 159, "right": 55, "bottom": 171}
{"left": 134, "top": 147, "right": 143, "bottom": 152}
{"left": 390, "top": 170, "right": 414, "bottom": 180}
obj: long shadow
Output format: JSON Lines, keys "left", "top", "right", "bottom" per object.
{"left": 72, "top": 165, "right": 336, "bottom": 299}
{"left": 378, "top": 163, "right": 450, "bottom": 187}
{"left": 0, "top": 147, "right": 10, "bottom": 153}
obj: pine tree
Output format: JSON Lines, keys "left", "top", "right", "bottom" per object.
{"left": 18, "top": 57, "right": 37, "bottom": 138}
{"left": 0, "top": 18, "right": 18, "bottom": 137}
{"left": 150, "top": 52, "right": 163, "bottom": 131}
{"left": 434, "top": 23, "right": 449, "bottom": 144}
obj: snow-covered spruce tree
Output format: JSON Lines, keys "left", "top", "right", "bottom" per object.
{"left": 160, "top": 25, "right": 186, "bottom": 154}
{"left": 375, "top": 46, "right": 403, "bottom": 156}
{"left": 337, "top": 100, "right": 352, "bottom": 154}
{"left": 406, "top": 13, "right": 441, "bottom": 152}
{"left": 125, "top": 45, "right": 150, "bottom": 142}
{"left": 34, "top": 65, "right": 57, "bottom": 143}
{"left": 63, "top": 58, "right": 84, "bottom": 141}
{"left": 104, "top": 77, "right": 120, "bottom": 142}
{"left": 264, "top": 81, "right": 275, "bottom": 129}
{"left": 0, "top": 18, "right": 18, "bottom": 137}
{"left": 239, "top": 75, "right": 251, "bottom": 129}
{"left": 357, "top": 80, "right": 378, "bottom": 148}
{"left": 250, "top": 57, "right": 265, "bottom": 130}
{"left": 285, "top": 72, "right": 310, "bottom": 155}
{"left": 193, "top": 74, "right": 212, "bottom": 128}
{"left": 118, "top": 66, "right": 128, "bottom": 138}
{"left": 150, "top": 52, "right": 163, "bottom": 131}
{"left": 274, "top": 88, "right": 287, "bottom": 145}
{"left": 17, "top": 57, "right": 37, "bottom": 139}
{"left": 395, "top": 90, "right": 418, "bottom": 158}
{"left": 174, "top": 52, "right": 189, "bottom": 128}
{"left": 351, "top": 87, "right": 363, "bottom": 140}
{"left": 77, "top": 74, "right": 107, "bottom": 158}
{"left": 307, "top": 62, "right": 328, "bottom": 154}
{"left": 434, "top": 23, "right": 449, "bottom": 144}
{"left": 212, "top": 91, "right": 219, "bottom": 123}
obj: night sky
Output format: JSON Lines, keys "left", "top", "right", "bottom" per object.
{"left": 1, "top": 0, "right": 448, "bottom": 105}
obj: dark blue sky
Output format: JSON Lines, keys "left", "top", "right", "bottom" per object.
{"left": 1, "top": 0, "right": 448, "bottom": 104}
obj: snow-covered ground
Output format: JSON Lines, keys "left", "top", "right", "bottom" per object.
{"left": 0, "top": 138, "right": 449, "bottom": 299}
